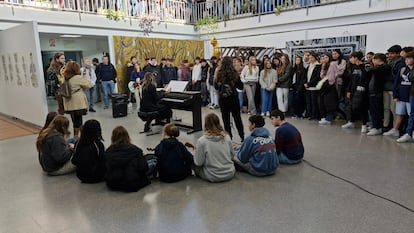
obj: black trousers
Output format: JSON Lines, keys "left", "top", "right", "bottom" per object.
{"left": 219, "top": 96, "right": 244, "bottom": 140}
{"left": 293, "top": 90, "right": 305, "bottom": 117}
{"left": 305, "top": 90, "right": 319, "bottom": 119}
{"left": 369, "top": 94, "right": 383, "bottom": 129}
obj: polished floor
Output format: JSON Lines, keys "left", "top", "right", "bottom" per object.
{"left": 1, "top": 101, "right": 414, "bottom": 233}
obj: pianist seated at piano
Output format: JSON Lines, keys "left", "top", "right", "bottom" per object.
{"left": 140, "top": 73, "right": 172, "bottom": 131}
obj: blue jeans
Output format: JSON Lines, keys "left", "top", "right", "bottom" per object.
{"left": 406, "top": 96, "right": 414, "bottom": 136}
{"left": 85, "top": 86, "right": 95, "bottom": 109}
{"left": 261, "top": 89, "right": 273, "bottom": 114}
{"left": 277, "top": 152, "right": 302, "bottom": 165}
{"left": 146, "top": 159, "right": 157, "bottom": 176}
{"left": 238, "top": 91, "right": 244, "bottom": 112}
{"left": 102, "top": 81, "right": 115, "bottom": 107}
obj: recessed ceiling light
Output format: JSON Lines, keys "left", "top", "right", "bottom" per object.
{"left": 60, "top": 35, "right": 82, "bottom": 38}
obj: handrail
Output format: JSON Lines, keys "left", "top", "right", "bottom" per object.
{"left": 0, "top": 0, "right": 354, "bottom": 24}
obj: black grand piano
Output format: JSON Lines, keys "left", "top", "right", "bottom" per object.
{"left": 160, "top": 91, "right": 202, "bottom": 134}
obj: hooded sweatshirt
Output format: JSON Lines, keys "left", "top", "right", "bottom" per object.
{"left": 105, "top": 144, "right": 150, "bottom": 192}
{"left": 194, "top": 134, "right": 235, "bottom": 182}
{"left": 155, "top": 138, "right": 193, "bottom": 183}
{"left": 38, "top": 131, "right": 73, "bottom": 173}
{"left": 237, "top": 127, "right": 278, "bottom": 174}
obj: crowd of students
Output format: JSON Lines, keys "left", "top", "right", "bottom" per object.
{"left": 177, "top": 45, "right": 414, "bottom": 144}
{"left": 36, "top": 110, "right": 304, "bottom": 192}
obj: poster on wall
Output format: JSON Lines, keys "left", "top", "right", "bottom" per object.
{"left": 8, "top": 54, "right": 14, "bottom": 85}
{"left": 113, "top": 36, "right": 204, "bottom": 93}
{"left": 286, "top": 35, "right": 367, "bottom": 59}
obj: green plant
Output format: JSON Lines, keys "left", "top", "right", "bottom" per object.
{"left": 98, "top": 7, "right": 126, "bottom": 22}
{"left": 195, "top": 16, "right": 218, "bottom": 35}
{"left": 274, "top": 0, "right": 297, "bottom": 16}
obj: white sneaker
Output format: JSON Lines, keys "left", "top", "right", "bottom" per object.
{"left": 341, "top": 122, "right": 355, "bottom": 129}
{"left": 266, "top": 111, "right": 270, "bottom": 117}
{"left": 383, "top": 128, "right": 400, "bottom": 137}
{"left": 361, "top": 125, "right": 368, "bottom": 133}
{"left": 396, "top": 133, "right": 413, "bottom": 143}
{"left": 367, "top": 128, "right": 382, "bottom": 136}
{"left": 261, "top": 112, "right": 265, "bottom": 116}
{"left": 318, "top": 118, "right": 332, "bottom": 125}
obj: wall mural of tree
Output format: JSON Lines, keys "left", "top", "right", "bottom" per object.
{"left": 113, "top": 36, "right": 204, "bottom": 93}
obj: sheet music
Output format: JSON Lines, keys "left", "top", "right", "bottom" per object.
{"left": 166, "top": 80, "right": 188, "bottom": 92}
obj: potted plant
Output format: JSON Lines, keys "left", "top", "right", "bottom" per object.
{"left": 195, "top": 16, "right": 218, "bottom": 36}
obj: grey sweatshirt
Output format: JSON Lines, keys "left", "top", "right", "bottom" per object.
{"left": 194, "top": 134, "right": 235, "bottom": 182}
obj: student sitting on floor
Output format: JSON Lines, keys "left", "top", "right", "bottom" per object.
{"left": 41, "top": 111, "right": 58, "bottom": 132}
{"left": 36, "top": 115, "right": 76, "bottom": 176}
{"left": 71, "top": 119, "right": 106, "bottom": 183}
{"left": 270, "top": 109, "right": 304, "bottom": 164}
{"left": 191, "top": 113, "right": 236, "bottom": 182}
{"left": 234, "top": 115, "right": 278, "bottom": 176}
{"left": 105, "top": 126, "right": 153, "bottom": 192}
{"left": 154, "top": 124, "right": 194, "bottom": 183}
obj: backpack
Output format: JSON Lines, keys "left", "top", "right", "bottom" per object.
{"left": 219, "top": 83, "right": 235, "bottom": 98}
{"left": 57, "top": 80, "right": 72, "bottom": 98}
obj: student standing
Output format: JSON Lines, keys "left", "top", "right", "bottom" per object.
{"left": 397, "top": 51, "right": 414, "bottom": 142}
{"left": 214, "top": 57, "right": 245, "bottom": 141}
{"left": 292, "top": 56, "right": 307, "bottom": 118}
{"left": 276, "top": 54, "right": 293, "bottom": 113}
{"left": 341, "top": 51, "right": 370, "bottom": 133}
{"left": 383, "top": 54, "right": 413, "bottom": 137}
{"left": 259, "top": 60, "right": 277, "bottom": 116}
{"left": 241, "top": 56, "right": 259, "bottom": 114}
{"left": 47, "top": 52, "right": 65, "bottom": 114}
{"left": 304, "top": 52, "right": 321, "bottom": 120}
{"left": 365, "top": 53, "right": 390, "bottom": 136}
{"left": 318, "top": 53, "right": 339, "bottom": 125}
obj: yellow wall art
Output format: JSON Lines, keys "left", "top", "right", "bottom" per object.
{"left": 113, "top": 36, "right": 204, "bottom": 93}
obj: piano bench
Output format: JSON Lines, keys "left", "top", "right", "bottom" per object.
{"left": 138, "top": 111, "right": 161, "bottom": 136}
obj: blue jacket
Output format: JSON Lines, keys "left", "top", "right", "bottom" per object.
{"left": 237, "top": 127, "right": 278, "bottom": 174}
{"left": 393, "top": 65, "right": 412, "bottom": 102}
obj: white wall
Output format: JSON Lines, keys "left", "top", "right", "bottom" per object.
{"left": 0, "top": 22, "right": 48, "bottom": 126}
{"left": 39, "top": 35, "right": 109, "bottom": 62}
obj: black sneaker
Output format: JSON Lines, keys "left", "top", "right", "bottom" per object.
{"left": 89, "top": 108, "right": 96, "bottom": 112}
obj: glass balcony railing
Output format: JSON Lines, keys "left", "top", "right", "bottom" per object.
{"left": 0, "top": 0, "right": 353, "bottom": 24}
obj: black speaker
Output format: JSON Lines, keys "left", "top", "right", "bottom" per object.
{"left": 112, "top": 94, "right": 128, "bottom": 118}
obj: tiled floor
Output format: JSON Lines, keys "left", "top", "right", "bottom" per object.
{"left": 0, "top": 101, "right": 413, "bottom": 233}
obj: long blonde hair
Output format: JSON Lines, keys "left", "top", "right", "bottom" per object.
{"left": 204, "top": 113, "right": 226, "bottom": 137}
{"left": 36, "top": 115, "right": 70, "bottom": 152}
{"left": 248, "top": 56, "right": 257, "bottom": 75}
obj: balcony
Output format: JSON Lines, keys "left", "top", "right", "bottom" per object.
{"left": 0, "top": 0, "right": 354, "bottom": 25}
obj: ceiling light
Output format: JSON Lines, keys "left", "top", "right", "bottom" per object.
{"left": 60, "top": 35, "right": 82, "bottom": 38}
